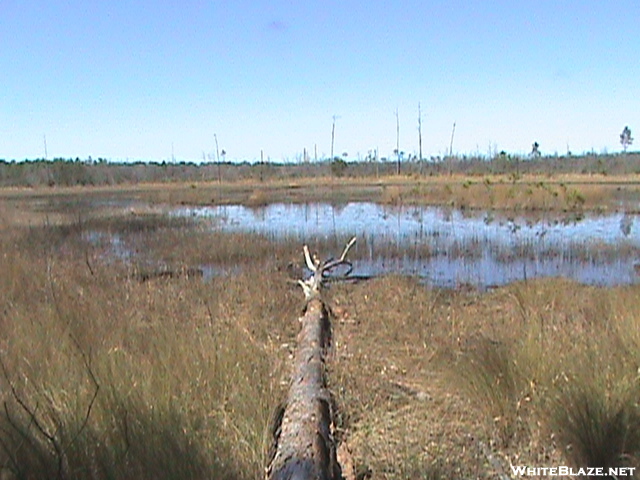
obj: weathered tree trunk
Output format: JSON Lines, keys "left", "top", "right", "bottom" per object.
{"left": 266, "top": 298, "right": 342, "bottom": 480}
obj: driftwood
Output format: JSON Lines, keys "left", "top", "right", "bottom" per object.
{"left": 266, "top": 238, "right": 356, "bottom": 480}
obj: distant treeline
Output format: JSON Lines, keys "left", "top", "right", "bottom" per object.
{"left": 1, "top": 153, "right": 639, "bottom": 187}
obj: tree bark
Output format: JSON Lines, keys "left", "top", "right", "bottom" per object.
{"left": 266, "top": 298, "right": 342, "bottom": 480}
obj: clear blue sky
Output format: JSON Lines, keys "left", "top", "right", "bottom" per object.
{"left": 1, "top": 1, "right": 638, "bottom": 162}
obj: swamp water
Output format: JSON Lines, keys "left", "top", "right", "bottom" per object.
{"left": 175, "top": 203, "right": 640, "bottom": 289}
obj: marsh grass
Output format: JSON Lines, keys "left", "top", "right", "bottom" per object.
{"left": 131, "top": 222, "right": 436, "bottom": 274}
{"left": 3, "top": 192, "right": 640, "bottom": 479}
{"left": 550, "top": 380, "right": 640, "bottom": 472}
{"left": 394, "top": 176, "right": 637, "bottom": 212}
{"left": 325, "top": 274, "right": 640, "bottom": 477}
{"left": 326, "top": 276, "right": 492, "bottom": 478}
{"left": 5, "top": 174, "right": 640, "bottom": 222}
{"left": 0, "top": 221, "right": 298, "bottom": 479}
{"left": 544, "top": 291, "right": 640, "bottom": 473}
{"left": 450, "top": 280, "right": 640, "bottom": 473}
{"left": 455, "top": 338, "right": 533, "bottom": 447}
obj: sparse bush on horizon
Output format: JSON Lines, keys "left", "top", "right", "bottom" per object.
{"left": 3, "top": 152, "right": 640, "bottom": 187}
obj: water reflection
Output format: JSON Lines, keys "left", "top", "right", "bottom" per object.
{"left": 179, "top": 203, "right": 638, "bottom": 244}
{"left": 175, "top": 203, "right": 640, "bottom": 289}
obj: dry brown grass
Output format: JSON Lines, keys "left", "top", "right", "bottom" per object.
{"left": 324, "top": 277, "right": 640, "bottom": 479}
{"left": 398, "top": 176, "right": 635, "bottom": 212}
{"left": 5, "top": 173, "right": 640, "bottom": 222}
{"left": 2, "top": 190, "right": 640, "bottom": 479}
{"left": 0, "top": 220, "right": 300, "bottom": 479}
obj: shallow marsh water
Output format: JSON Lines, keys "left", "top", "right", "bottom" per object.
{"left": 175, "top": 202, "right": 640, "bottom": 289}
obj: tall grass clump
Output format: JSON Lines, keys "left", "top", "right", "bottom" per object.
{"left": 546, "top": 291, "right": 640, "bottom": 472}
{"left": 451, "top": 279, "right": 640, "bottom": 471}
{"left": 455, "top": 338, "right": 532, "bottom": 447}
{"left": 550, "top": 380, "right": 640, "bottom": 472}
{"left": 0, "top": 219, "right": 297, "bottom": 479}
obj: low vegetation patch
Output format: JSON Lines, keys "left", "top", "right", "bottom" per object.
{"left": 1, "top": 193, "right": 640, "bottom": 479}
{"left": 0, "top": 221, "right": 298, "bottom": 479}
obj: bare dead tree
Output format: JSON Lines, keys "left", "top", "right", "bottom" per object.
{"left": 418, "top": 103, "right": 423, "bottom": 164}
{"left": 330, "top": 115, "right": 340, "bottom": 162}
{"left": 214, "top": 133, "right": 221, "bottom": 184}
{"left": 448, "top": 121, "right": 457, "bottom": 176}
{"left": 395, "top": 108, "right": 401, "bottom": 175}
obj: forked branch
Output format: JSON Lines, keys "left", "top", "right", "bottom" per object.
{"left": 298, "top": 236, "right": 357, "bottom": 299}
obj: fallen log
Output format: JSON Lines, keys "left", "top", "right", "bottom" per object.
{"left": 266, "top": 238, "right": 356, "bottom": 480}
{"left": 267, "top": 297, "right": 340, "bottom": 480}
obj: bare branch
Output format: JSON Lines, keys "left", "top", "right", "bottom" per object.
{"left": 84, "top": 249, "right": 95, "bottom": 276}
{"left": 339, "top": 236, "right": 357, "bottom": 262}
{"left": 0, "top": 427, "right": 21, "bottom": 476}
{"left": 0, "top": 358, "right": 64, "bottom": 477}
{"left": 62, "top": 336, "right": 99, "bottom": 455}
{"left": 323, "top": 236, "right": 357, "bottom": 272}
{"left": 303, "top": 245, "right": 318, "bottom": 272}
{"left": 297, "top": 280, "right": 313, "bottom": 300}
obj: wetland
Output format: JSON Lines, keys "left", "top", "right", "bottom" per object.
{"left": 2, "top": 175, "right": 640, "bottom": 479}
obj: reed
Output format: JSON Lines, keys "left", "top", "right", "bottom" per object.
{"left": 0, "top": 221, "right": 295, "bottom": 479}
{"left": 3, "top": 192, "right": 640, "bottom": 479}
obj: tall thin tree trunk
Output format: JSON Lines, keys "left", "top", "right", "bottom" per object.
{"left": 395, "top": 108, "right": 400, "bottom": 175}
{"left": 214, "top": 134, "right": 221, "bottom": 184}
{"left": 448, "top": 121, "right": 456, "bottom": 177}
{"left": 418, "top": 103, "right": 423, "bottom": 175}
{"left": 331, "top": 116, "right": 337, "bottom": 161}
